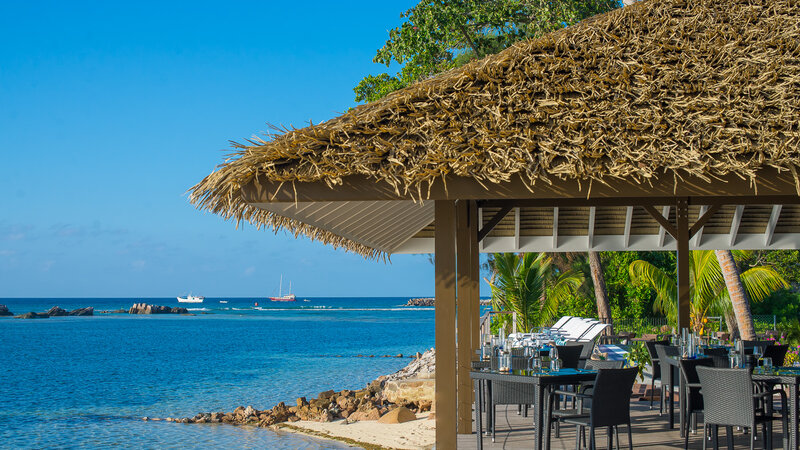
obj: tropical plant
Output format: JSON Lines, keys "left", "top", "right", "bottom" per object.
{"left": 354, "top": 0, "right": 619, "bottom": 103}
{"left": 488, "top": 252, "right": 583, "bottom": 333}
{"left": 629, "top": 250, "right": 788, "bottom": 333}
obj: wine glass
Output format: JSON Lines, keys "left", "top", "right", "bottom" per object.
{"left": 753, "top": 345, "right": 764, "bottom": 367}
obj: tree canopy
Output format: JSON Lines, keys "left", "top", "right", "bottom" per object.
{"left": 354, "top": 0, "right": 620, "bottom": 103}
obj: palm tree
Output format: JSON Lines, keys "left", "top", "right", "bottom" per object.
{"left": 629, "top": 250, "right": 787, "bottom": 333}
{"left": 489, "top": 252, "right": 584, "bottom": 333}
{"left": 716, "top": 250, "right": 756, "bottom": 340}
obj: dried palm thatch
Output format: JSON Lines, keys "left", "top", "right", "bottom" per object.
{"left": 190, "top": 0, "right": 800, "bottom": 258}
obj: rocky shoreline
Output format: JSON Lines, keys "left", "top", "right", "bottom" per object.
{"left": 404, "top": 297, "right": 491, "bottom": 306}
{"left": 4, "top": 303, "right": 194, "bottom": 319}
{"left": 154, "top": 348, "right": 436, "bottom": 429}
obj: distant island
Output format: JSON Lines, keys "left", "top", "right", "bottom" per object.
{"left": 404, "top": 298, "right": 491, "bottom": 307}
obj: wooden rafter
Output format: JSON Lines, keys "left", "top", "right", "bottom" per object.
{"left": 477, "top": 206, "right": 512, "bottom": 242}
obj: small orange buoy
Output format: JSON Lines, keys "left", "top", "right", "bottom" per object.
{"left": 254, "top": 301, "right": 259, "bottom": 307}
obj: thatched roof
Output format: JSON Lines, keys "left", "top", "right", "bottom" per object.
{"left": 190, "top": 0, "right": 800, "bottom": 257}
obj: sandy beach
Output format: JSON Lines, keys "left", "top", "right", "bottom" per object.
{"left": 280, "top": 412, "right": 435, "bottom": 450}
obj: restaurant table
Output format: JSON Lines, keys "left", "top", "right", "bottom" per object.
{"left": 752, "top": 366, "right": 800, "bottom": 449}
{"left": 471, "top": 368, "right": 597, "bottom": 450}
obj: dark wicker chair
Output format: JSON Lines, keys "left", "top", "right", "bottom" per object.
{"left": 557, "top": 344, "right": 584, "bottom": 370}
{"left": 654, "top": 344, "right": 680, "bottom": 417}
{"left": 546, "top": 367, "right": 639, "bottom": 450}
{"left": 763, "top": 344, "right": 789, "bottom": 366}
{"left": 742, "top": 340, "right": 774, "bottom": 355}
{"left": 678, "top": 357, "right": 714, "bottom": 449}
{"left": 696, "top": 366, "right": 788, "bottom": 450}
{"left": 644, "top": 340, "right": 670, "bottom": 411}
{"left": 701, "top": 347, "right": 729, "bottom": 368}
{"left": 489, "top": 353, "right": 535, "bottom": 442}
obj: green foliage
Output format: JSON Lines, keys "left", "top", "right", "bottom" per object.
{"left": 777, "top": 318, "right": 800, "bottom": 347}
{"left": 628, "top": 250, "right": 788, "bottom": 332}
{"left": 601, "top": 251, "right": 673, "bottom": 320}
{"left": 739, "top": 250, "right": 800, "bottom": 285}
{"left": 489, "top": 252, "right": 583, "bottom": 332}
{"left": 625, "top": 342, "right": 650, "bottom": 381}
{"left": 751, "top": 289, "right": 800, "bottom": 322}
{"left": 355, "top": 0, "right": 620, "bottom": 103}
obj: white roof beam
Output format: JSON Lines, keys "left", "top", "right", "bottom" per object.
{"left": 553, "top": 207, "right": 559, "bottom": 249}
{"left": 765, "top": 205, "right": 782, "bottom": 246}
{"left": 657, "top": 206, "right": 670, "bottom": 247}
{"left": 514, "top": 207, "right": 521, "bottom": 251}
{"left": 478, "top": 208, "right": 484, "bottom": 252}
{"left": 623, "top": 206, "right": 633, "bottom": 248}
{"left": 729, "top": 205, "right": 745, "bottom": 246}
{"left": 693, "top": 205, "right": 708, "bottom": 247}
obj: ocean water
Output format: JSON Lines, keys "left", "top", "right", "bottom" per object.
{"left": 0, "top": 297, "right": 435, "bottom": 449}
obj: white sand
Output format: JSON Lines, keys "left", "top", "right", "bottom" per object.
{"left": 281, "top": 412, "right": 435, "bottom": 449}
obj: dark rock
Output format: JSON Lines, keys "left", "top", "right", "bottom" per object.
{"left": 15, "top": 312, "right": 49, "bottom": 319}
{"left": 46, "top": 306, "right": 69, "bottom": 317}
{"left": 0, "top": 305, "right": 13, "bottom": 316}
{"left": 69, "top": 307, "right": 94, "bottom": 316}
{"left": 318, "top": 390, "right": 335, "bottom": 400}
{"left": 405, "top": 297, "right": 435, "bottom": 306}
{"left": 128, "top": 303, "right": 189, "bottom": 314}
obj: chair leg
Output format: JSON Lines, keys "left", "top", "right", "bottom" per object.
{"left": 575, "top": 425, "right": 581, "bottom": 450}
{"left": 492, "top": 404, "right": 496, "bottom": 442}
{"left": 650, "top": 377, "right": 655, "bottom": 410}
{"left": 684, "top": 414, "right": 690, "bottom": 449}
{"left": 589, "top": 426, "right": 596, "bottom": 450}
{"left": 607, "top": 426, "right": 612, "bottom": 450}
{"left": 726, "top": 426, "right": 734, "bottom": 450}
{"left": 627, "top": 423, "right": 633, "bottom": 450}
{"left": 702, "top": 422, "right": 708, "bottom": 450}
{"left": 615, "top": 425, "right": 620, "bottom": 450}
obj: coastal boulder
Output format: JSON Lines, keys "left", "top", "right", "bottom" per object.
{"left": 46, "top": 306, "right": 69, "bottom": 317}
{"left": 378, "top": 406, "right": 416, "bottom": 424}
{"left": 128, "top": 303, "right": 189, "bottom": 314}
{"left": 0, "top": 305, "right": 13, "bottom": 316}
{"left": 69, "top": 307, "right": 94, "bottom": 316}
{"left": 15, "top": 312, "right": 49, "bottom": 319}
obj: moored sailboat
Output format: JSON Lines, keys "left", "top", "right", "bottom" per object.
{"left": 270, "top": 275, "right": 296, "bottom": 302}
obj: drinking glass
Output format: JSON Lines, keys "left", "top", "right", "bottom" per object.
{"left": 763, "top": 357, "right": 773, "bottom": 369}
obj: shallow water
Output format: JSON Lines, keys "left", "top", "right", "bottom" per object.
{"left": 0, "top": 297, "right": 435, "bottom": 448}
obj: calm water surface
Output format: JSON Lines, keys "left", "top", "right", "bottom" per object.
{"left": 0, "top": 297, "right": 435, "bottom": 448}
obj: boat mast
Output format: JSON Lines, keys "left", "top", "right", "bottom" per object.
{"left": 278, "top": 274, "right": 283, "bottom": 297}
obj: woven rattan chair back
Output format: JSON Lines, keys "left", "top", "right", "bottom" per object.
{"left": 742, "top": 340, "right": 773, "bottom": 355}
{"left": 556, "top": 344, "right": 583, "bottom": 369}
{"left": 584, "top": 359, "right": 624, "bottom": 370}
{"left": 645, "top": 340, "right": 670, "bottom": 377}
{"left": 696, "top": 366, "right": 755, "bottom": 427}
{"left": 763, "top": 344, "right": 788, "bottom": 366}
{"left": 589, "top": 366, "right": 638, "bottom": 428}
{"left": 702, "top": 347, "right": 730, "bottom": 368}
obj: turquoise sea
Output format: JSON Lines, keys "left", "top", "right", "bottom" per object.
{"left": 0, "top": 297, "right": 435, "bottom": 449}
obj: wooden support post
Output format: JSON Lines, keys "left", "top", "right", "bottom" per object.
{"left": 435, "top": 200, "right": 457, "bottom": 447}
{"left": 676, "top": 198, "right": 691, "bottom": 331}
{"left": 468, "top": 201, "right": 480, "bottom": 356}
{"left": 456, "top": 200, "right": 474, "bottom": 434}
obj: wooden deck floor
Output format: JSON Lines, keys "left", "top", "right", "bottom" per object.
{"left": 458, "top": 399, "right": 787, "bottom": 449}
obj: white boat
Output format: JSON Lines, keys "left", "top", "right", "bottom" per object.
{"left": 219, "top": 300, "right": 228, "bottom": 304}
{"left": 270, "top": 275, "right": 296, "bottom": 302}
{"left": 177, "top": 295, "right": 204, "bottom": 303}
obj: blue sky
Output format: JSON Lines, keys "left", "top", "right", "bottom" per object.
{"left": 0, "top": 1, "right": 490, "bottom": 298}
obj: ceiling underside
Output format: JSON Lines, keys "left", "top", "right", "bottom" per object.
{"left": 253, "top": 201, "right": 800, "bottom": 255}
